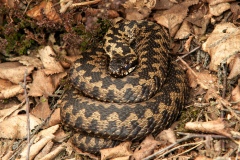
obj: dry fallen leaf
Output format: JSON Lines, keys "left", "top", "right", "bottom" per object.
{"left": 38, "top": 46, "right": 65, "bottom": 75}
{"left": 231, "top": 79, "right": 240, "bottom": 103}
{"left": 7, "top": 55, "right": 43, "bottom": 69}
{"left": 0, "top": 62, "right": 34, "bottom": 84}
{"left": 209, "top": 2, "right": 231, "bottom": 16}
{"left": 156, "top": 128, "right": 176, "bottom": 144}
{"left": 0, "top": 114, "right": 41, "bottom": 139}
{"left": 19, "top": 134, "right": 55, "bottom": 160}
{"left": 34, "top": 140, "right": 54, "bottom": 160}
{"left": 0, "top": 84, "right": 24, "bottom": 99}
{"left": 26, "top": 1, "right": 62, "bottom": 23}
{"left": 228, "top": 54, "right": 240, "bottom": 79}
{"left": 123, "top": 0, "right": 156, "bottom": 20}
{"left": 132, "top": 135, "right": 160, "bottom": 160}
{"left": 28, "top": 70, "right": 55, "bottom": 97}
{"left": 37, "top": 143, "right": 66, "bottom": 160}
{"left": 185, "top": 118, "right": 231, "bottom": 137}
{"left": 174, "top": 20, "right": 191, "bottom": 39}
{"left": 187, "top": 69, "right": 217, "bottom": 89}
{"left": 46, "top": 108, "right": 61, "bottom": 128}
{"left": 202, "top": 23, "right": 240, "bottom": 72}
{"left": 30, "top": 96, "right": 51, "bottom": 120}
{"left": 0, "top": 102, "right": 22, "bottom": 122}
{"left": 206, "top": 0, "right": 235, "bottom": 6}
{"left": 195, "top": 155, "right": 214, "bottom": 160}
{"left": 100, "top": 141, "right": 132, "bottom": 160}
{"left": 0, "top": 78, "right": 13, "bottom": 90}
{"left": 154, "top": 0, "right": 199, "bottom": 36}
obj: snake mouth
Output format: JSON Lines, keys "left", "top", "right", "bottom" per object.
{"left": 108, "top": 57, "right": 138, "bottom": 77}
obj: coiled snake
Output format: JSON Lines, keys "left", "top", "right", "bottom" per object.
{"left": 60, "top": 20, "right": 189, "bottom": 154}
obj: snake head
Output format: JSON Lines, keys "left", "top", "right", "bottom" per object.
{"left": 108, "top": 55, "right": 138, "bottom": 77}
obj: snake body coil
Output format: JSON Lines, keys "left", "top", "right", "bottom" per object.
{"left": 60, "top": 20, "right": 189, "bottom": 154}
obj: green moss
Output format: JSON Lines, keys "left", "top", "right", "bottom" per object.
{"left": 96, "top": 18, "right": 112, "bottom": 38}
{"left": 177, "top": 106, "right": 203, "bottom": 132}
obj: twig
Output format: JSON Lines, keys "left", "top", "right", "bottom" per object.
{"left": 71, "top": 0, "right": 101, "bottom": 7}
{"left": 169, "top": 141, "right": 204, "bottom": 159}
{"left": 143, "top": 132, "right": 229, "bottom": 160}
{"left": 176, "top": 46, "right": 201, "bottom": 61}
{"left": 9, "top": 90, "right": 61, "bottom": 160}
{"left": 143, "top": 134, "right": 191, "bottom": 160}
{"left": 23, "top": 69, "right": 31, "bottom": 160}
{"left": 177, "top": 55, "right": 198, "bottom": 78}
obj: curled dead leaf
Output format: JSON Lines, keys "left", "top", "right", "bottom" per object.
{"left": 26, "top": 1, "right": 62, "bottom": 23}
{"left": 206, "top": 0, "right": 235, "bottom": 6}
{"left": 228, "top": 54, "right": 240, "bottom": 79}
{"left": 202, "top": 23, "right": 240, "bottom": 72}
{"left": 154, "top": 0, "right": 199, "bottom": 36}
{"left": 7, "top": 55, "right": 43, "bottom": 69}
{"left": 231, "top": 79, "right": 240, "bottom": 103}
{"left": 38, "top": 46, "right": 65, "bottom": 75}
{"left": 123, "top": 0, "right": 156, "bottom": 20}
{"left": 100, "top": 141, "right": 132, "bottom": 160}
{"left": 185, "top": 118, "right": 231, "bottom": 137}
{"left": 156, "top": 128, "right": 176, "bottom": 144}
{"left": 28, "top": 70, "right": 55, "bottom": 97}
{"left": 20, "top": 134, "right": 55, "bottom": 160}
{"left": 0, "top": 62, "right": 34, "bottom": 84}
{"left": 209, "top": 2, "right": 230, "bottom": 16}
{"left": 187, "top": 69, "right": 217, "bottom": 89}
{"left": 0, "top": 84, "right": 24, "bottom": 99}
{"left": 0, "top": 114, "right": 41, "bottom": 139}
{"left": 133, "top": 135, "right": 160, "bottom": 160}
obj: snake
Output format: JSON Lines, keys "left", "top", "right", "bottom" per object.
{"left": 60, "top": 20, "right": 189, "bottom": 154}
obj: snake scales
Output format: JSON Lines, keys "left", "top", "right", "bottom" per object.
{"left": 60, "top": 20, "right": 189, "bottom": 154}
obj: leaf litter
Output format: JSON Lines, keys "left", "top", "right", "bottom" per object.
{"left": 0, "top": 0, "right": 240, "bottom": 159}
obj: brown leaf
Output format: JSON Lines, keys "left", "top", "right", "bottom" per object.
{"left": 187, "top": 69, "right": 217, "bottom": 89}
{"left": 0, "top": 102, "right": 22, "bottom": 122}
{"left": 0, "top": 114, "right": 41, "bottom": 139}
{"left": 46, "top": 108, "right": 61, "bottom": 128}
{"left": 123, "top": 0, "right": 156, "bottom": 20}
{"left": 231, "top": 79, "right": 240, "bottom": 102}
{"left": 209, "top": 2, "right": 231, "bottom": 16}
{"left": 195, "top": 155, "right": 213, "bottom": 160}
{"left": 31, "top": 96, "right": 51, "bottom": 120}
{"left": 228, "top": 54, "right": 240, "bottom": 79}
{"left": 26, "top": 1, "right": 62, "bottom": 23}
{"left": 34, "top": 141, "right": 54, "bottom": 160}
{"left": 0, "top": 79, "right": 13, "bottom": 90}
{"left": 156, "top": 128, "right": 176, "bottom": 144}
{"left": 202, "top": 23, "right": 240, "bottom": 72}
{"left": 100, "top": 141, "right": 132, "bottom": 160}
{"left": 20, "top": 134, "right": 55, "bottom": 160}
{"left": 174, "top": 20, "right": 191, "bottom": 39}
{"left": 0, "top": 84, "right": 24, "bottom": 99}
{"left": 153, "top": 0, "right": 199, "bottom": 36}
{"left": 37, "top": 143, "right": 66, "bottom": 160}
{"left": 7, "top": 55, "right": 43, "bottom": 69}
{"left": 38, "top": 46, "right": 65, "bottom": 75}
{"left": 206, "top": 0, "right": 235, "bottom": 6}
{"left": 132, "top": 135, "right": 160, "bottom": 160}
{"left": 0, "top": 62, "right": 34, "bottom": 84}
{"left": 185, "top": 118, "right": 231, "bottom": 137}
{"left": 28, "top": 70, "right": 55, "bottom": 97}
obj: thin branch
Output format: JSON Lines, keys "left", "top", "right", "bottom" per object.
{"left": 176, "top": 46, "right": 201, "bottom": 61}
{"left": 23, "top": 69, "right": 30, "bottom": 160}
{"left": 144, "top": 132, "right": 229, "bottom": 160}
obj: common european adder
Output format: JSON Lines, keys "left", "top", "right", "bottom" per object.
{"left": 60, "top": 20, "right": 189, "bottom": 154}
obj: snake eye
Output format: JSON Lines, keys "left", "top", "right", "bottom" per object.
{"left": 108, "top": 56, "right": 138, "bottom": 77}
